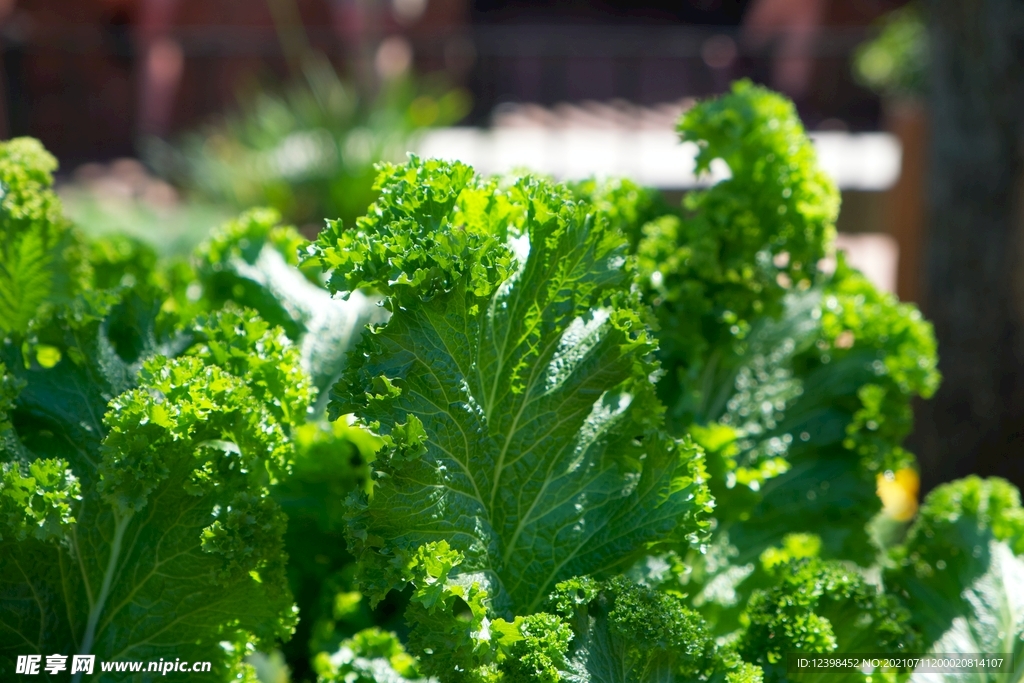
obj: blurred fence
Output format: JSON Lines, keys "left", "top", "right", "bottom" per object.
{"left": 462, "top": 25, "right": 875, "bottom": 121}
{"left": 0, "top": 16, "right": 882, "bottom": 161}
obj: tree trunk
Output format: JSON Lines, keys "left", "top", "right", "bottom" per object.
{"left": 912, "top": 0, "right": 1024, "bottom": 491}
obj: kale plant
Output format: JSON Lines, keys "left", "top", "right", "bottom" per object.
{"left": 2, "top": 79, "right": 1023, "bottom": 683}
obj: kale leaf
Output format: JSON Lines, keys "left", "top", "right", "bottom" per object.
{"left": 311, "top": 157, "right": 713, "bottom": 679}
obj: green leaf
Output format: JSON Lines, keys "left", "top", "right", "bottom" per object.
{"left": 907, "top": 542, "right": 1024, "bottom": 683}
{"left": 0, "top": 301, "right": 311, "bottom": 680}
{"left": 577, "top": 85, "right": 936, "bottom": 614}
{"left": 568, "top": 177, "right": 675, "bottom": 253}
{"left": 665, "top": 262, "right": 936, "bottom": 646}
{"left": 0, "top": 456, "right": 81, "bottom": 542}
{"left": 194, "top": 208, "right": 387, "bottom": 403}
{"left": 321, "top": 160, "right": 712, "bottom": 614}
{"left": 2, "top": 292, "right": 149, "bottom": 491}
{"left": 312, "top": 158, "right": 711, "bottom": 674}
{"left": 555, "top": 577, "right": 716, "bottom": 683}
{"left": 585, "top": 85, "right": 940, "bottom": 656}
{"left": 86, "top": 234, "right": 160, "bottom": 292}
{"left": 887, "top": 477, "right": 1024, "bottom": 653}
{"left": 272, "top": 419, "right": 386, "bottom": 678}
{"left": 0, "top": 138, "right": 87, "bottom": 335}
{"left": 633, "top": 81, "right": 839, "bottom": 421}
{"left": 740, "top": 558, "right": 918, "bottom": 683}
{"left": 315, "top": 627, "right": 430, "bottom": 683}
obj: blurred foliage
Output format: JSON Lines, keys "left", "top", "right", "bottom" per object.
{"left": 59, "top": 180, "right": 231, "bottom": 258}
{"left": 147, "top": 54, "right": 471, "bottom": 233}
{"left": 273, "top": 420, "right": 414, "bottom": 683}
{"left": 853, "top": 3, "right": 929, "bottom": 100}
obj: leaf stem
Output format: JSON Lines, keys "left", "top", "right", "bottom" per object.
{"left": 73, "top": 511, "right": 132, "bottom": 683}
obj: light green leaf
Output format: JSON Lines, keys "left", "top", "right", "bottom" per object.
{"left": 315, "top": 627, "right": 433, "bottom": 683}
{"left": 908, "top": 541, "right": 1024, "bottom": 683}
{"left": 633, "top": 81, "right": 839, "bottom": 422}
{"left": 887, "top": 477, "right": 1024, "bottom": 683}
{"left": 194, "top": 208, "right": 387, "bottom": 403}
{"left": 0, "top": 138, "right": 87, "bottom": 335}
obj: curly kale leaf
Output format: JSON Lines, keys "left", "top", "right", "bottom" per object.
{"left": 315, "top": 628, "right": 429, "bottom": 683}
{"left": 635, "top": 80, "right": 839, "bottom": 422}
{"left": 583, "top": 78, "right": 935, "bottom": 588}
{"left": 310, "top": 157, "right": 712, "bottom": 673}
{"left": 635, "top": 257, "right": 937, "bottom": 642}
{"left": 0, "top": 138, "right": 88, "bottom": 335}
{"left": 583, "top": 83, "right": 936, "bottom": 486}
{"left": 0, "top": 179, "right": 397, "bottom": 680}
{"left": 906, "top": 543, "right": 1024, "bottom": 683}
{"left": 887, "top": 477, "right": 1024, "bottom": 679}
{"left": 569, "top": 82, "right": 938, "bottom": 647}
{"left": 701, "top": 260, "right": 938, "bottom": 568}
{"left": 86, "top": 233, "right": 161, "bottom": 293}
{"left": 0, "top": 299, "right": 311, "bottom": 681}
{"left": 389, "top": 544, "right": 740, "bottom": 683}
{"left": 313, "top": 157, "right": 514, "bottom": 301}
{"left": 632, "top": 81, "right": 936, "bottom": 478}
{"left": 567, "top": 178, "right": 676, "bottom": 252}
{"left": 551, "top": 576, "right": 718, "bottom": 683}
{"left": 740, "top": 557, "right": 918, "bottom": 683}
{"left": 191, "top": 207, "right": 387, "bottom": 402}
{"left": 664, "top": 253, "right": 935, "bottom": 656}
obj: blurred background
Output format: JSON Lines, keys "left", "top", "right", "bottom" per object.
{"left": 0, "top": 0, "right": 1020, "bottom": 491}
